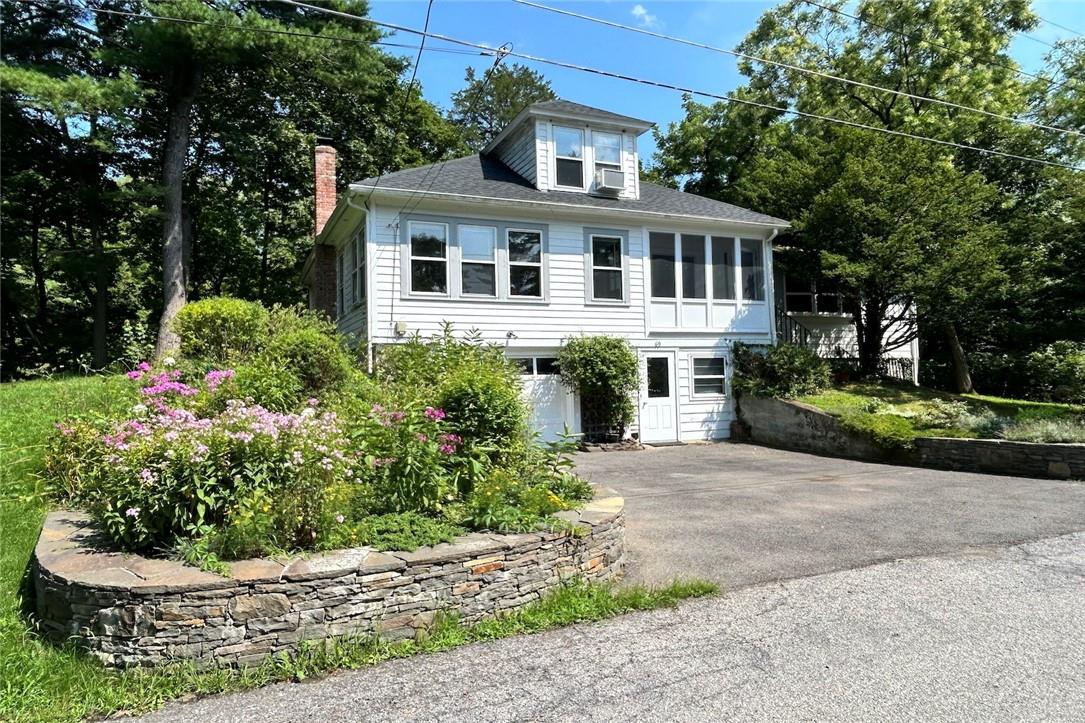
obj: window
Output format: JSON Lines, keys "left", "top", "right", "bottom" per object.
{"left": 681, "top": 234, "right": 707, "bottom": 299}
{"left": 711, "top": 236, "right": 735, "bottom": 300}
{"left": 459, "top": 225, "right": 497, "bottom": 296}
{"left": 692, "top": 357, "right": 727, "bottom": 396}
{"left": 646, "top": 357, "right": 669, "bottom": 398}
{"left": 554, "top": 126, "right": 584, "bottom": 188}
{"left": 409, "top": 221, "right": 448, "bottom": 294}
{"left": 352, "top": 230, "right": 365, "bottom": 304}
{"left": 784, "top": 275, "right": 814, "bottom": 312}
{"left": 512, "top": 356, "right": 559, "bottom": 375}
{"left": 650, "top": 232, "right": 676, "bottom": 298}
{"left": 740, "top": 238, "right": 765, "bottom": 301}
{"left": 508, "top": 229, "right": 543, "bottom": 297}
{"left": 593, "top": 131, "right": 622, "bottom": 175}
{"left": 590, "top": 234, "right": 624, "bottom": 301}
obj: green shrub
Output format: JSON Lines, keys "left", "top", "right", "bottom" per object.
{"left": 376, "top": 325, "right": 528, "bottom": 450}
{"left": 998, "top": 415, "right": 1085, "bottom": 443}
{"left": 556, "top": 336, "right": 638, "bottom": 441}
{"left": 231, "top": 361, "right": 305, "bottom": 412}
{"left": 1024, "top": 341, "right": 1085, "bottom": 403}
{"left": 322, "top": 511, "right": 465, "bottom": 552}
{"left": 172, "top": 297, "right": 268, "bottom": 364}
{"left": 261, "top": 326, "right": 353, "bottom": 396}
{"left": 732, "top": 342, "right": 831, "bottom": 399}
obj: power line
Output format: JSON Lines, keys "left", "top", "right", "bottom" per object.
{"left": 799, "top": 0, "right": 1069, "bottom": 90}
{"left": 1035, "top": 15, "right": 1084, "bottom": 39}
{"left": 282, "top": 5, "right": 1079, "bottom": 171}
{"left": 516, "top": 0, "right": 1080, "bottom": 139}
{"left": 81, "top": 3, "right": 490, "bottom": 56}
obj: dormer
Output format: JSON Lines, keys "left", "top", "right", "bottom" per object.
{"left": 483, "top": 99, "right": 654, "bottom": 201}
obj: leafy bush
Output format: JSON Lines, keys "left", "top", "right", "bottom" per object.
{"left": 732, "top": 342, "right": 830, "bottom": 399}
{"left": 261, "top": 325, "right": 353, "bottom": 396}
{"left": 1024, "top": 341, "right": 1085, "bottom": 403}
{"left": 322, "top": 512, "right": 465, "bottom": 552}
{"left": 376, "top": 326, "right": 528, "bottom": 450}
{"left": 172, "top": 297, "right": 268, "bottom": 364}
{"left": 998, "top": 415, "right": 1085, "bottom": 443}
{"left": 556, "top": 336, "right": 638, "bottom": 441}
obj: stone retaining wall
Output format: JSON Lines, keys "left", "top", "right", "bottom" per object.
{"left": 737, "top": 394, "right": 1083, "bottom": 480}
{"left": 914, "top": 437, "right": 1085, "bottom": 480}
{"left": 33, "top": 492, "right": 624, "bottom": 668}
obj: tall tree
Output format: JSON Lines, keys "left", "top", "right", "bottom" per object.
{"left": 449, "top": 63, "right": 555, "bottom": 150}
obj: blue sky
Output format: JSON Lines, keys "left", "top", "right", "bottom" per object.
{"left": 368, "top": 0, "right": 1085, "bottom": 162}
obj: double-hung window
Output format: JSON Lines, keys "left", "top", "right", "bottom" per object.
{"left": 554, "top": 126, "right": 585, "bottom": 188}
{"left": 692, "top": 357, "right": 727, "bottom": 396}
{"left": 459, "top": 225, "right": 497, "bottom": 296}
{"left": 589, "top": 234, "right": 624, "bottom": 301}
{"left": 592, "top": 131, "right": 622, "bottom": 175}
{"left": 409, "top": 221, "right": 448, "bottom": 294}
{"left": 740, "top": 238, "right": 765, "bottom": 301}
{"left": 352, "top": 230, "right": 365, "bottom": 304}
{"left": 508, "top": 229, "right": 543, "bottom": 298}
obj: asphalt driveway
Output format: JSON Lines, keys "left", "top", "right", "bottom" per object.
{"left": 574, "top": 442, "right": 1085, "bottom": 587}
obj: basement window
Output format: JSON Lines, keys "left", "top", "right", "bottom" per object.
{"left": 692, "top": 357, "right": 727, "bottom": 396}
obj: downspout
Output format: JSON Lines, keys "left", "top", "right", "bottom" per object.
{"left": 345, "top": 189, "right": 375, "bottom": 374}
{"left": 765, "top": 228, "right": 780, "bottom": 345}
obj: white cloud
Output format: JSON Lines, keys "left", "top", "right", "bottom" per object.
{"left": 631, "top": 3, "right": 660, "bottom": 29}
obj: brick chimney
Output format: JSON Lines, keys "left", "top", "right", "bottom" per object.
{"left": 308, "top": 141, "right": 338, "bottom": 319}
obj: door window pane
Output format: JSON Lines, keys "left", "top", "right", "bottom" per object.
{"left": 740, "top": 238, "right": 765, "bottom": 301}
{"left": 535, "top": 357, "right": 558, "bottom": 375}
{"left": 511, "top": 358, "right": 533, "bottom": 374}
{"left": 646, "top": 357, "right": 669, "bottom": 398}
{"left": 681, "top": 234, "right": 707, "bottom": 299}
{"left": 711, "top": 236, "right": 735, "bottom": 300}
{"left": 650, "top": 232, "right": 676, "bottom": 298}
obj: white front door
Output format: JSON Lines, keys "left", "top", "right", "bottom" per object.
{"left": 640, "top": 352, "right": 678, "bottom": 443}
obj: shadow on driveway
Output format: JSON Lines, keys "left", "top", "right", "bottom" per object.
{"left": 575, "top": 442, "right": 1085, "bottom": 587}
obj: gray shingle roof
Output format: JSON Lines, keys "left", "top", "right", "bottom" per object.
{"left": 353, "top": 155, "right": 788, "bottom": 227}
{"left": 525, "top": 100, "right": 654, "bottom": 129}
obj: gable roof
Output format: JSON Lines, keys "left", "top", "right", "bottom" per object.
{"left": 352, "top": 154, "right": 789, "bottom": 228}
{"left": 525, "top": 100, "right": 654, "bottom": 129}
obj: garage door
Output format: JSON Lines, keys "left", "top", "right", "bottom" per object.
{"left": 514, "top": 357, "right": 577, "bottom": 443}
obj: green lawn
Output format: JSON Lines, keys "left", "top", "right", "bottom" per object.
{"left": 0, "top": 375, "right": 715, "bottom": 723}
{"left": 798, "top": 381, "right": 1085, "bottom": 448}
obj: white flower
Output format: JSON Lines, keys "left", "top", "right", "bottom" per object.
{"left": 163, "top": 356, "right": 176, "bottom": 367}
{"left": 131, "top": 403, "right": 148, "bottom": 415}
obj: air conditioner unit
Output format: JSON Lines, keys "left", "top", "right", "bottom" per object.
{"left": 594, "top": 168, "right": 625, "bottom": 196}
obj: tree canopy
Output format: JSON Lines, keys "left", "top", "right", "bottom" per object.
{"left": 449, "top": 63, "right": 556, "bottom": 150}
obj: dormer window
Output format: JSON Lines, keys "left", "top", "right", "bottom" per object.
{"left": 593, "top": 131, "right": 621, "bottom": 174}
{"left": 554, "top": 126, "right": 584, "bottom": 188}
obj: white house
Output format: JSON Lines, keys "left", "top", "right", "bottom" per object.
{"left": 304, "top": 100, "right": 811, "bottom": 443}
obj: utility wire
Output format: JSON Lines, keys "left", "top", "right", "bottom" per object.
{"left": 1035, "top": 15, "right": 1084, "bottom": 39}
{"left": 281, "top": 2, "right": 1080, "bottom": 171}
{"left": 80, "top": 3, "right": 490, "bottom": 56}
{"left": 515, "top": 0, "right": 1080, "bottom": 139}
{"left": 799, "top": 0, "right": 1070, "bottom": 90}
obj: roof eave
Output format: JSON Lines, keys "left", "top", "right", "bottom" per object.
{"left": 352, "top": 184, "right": 790, "bottom": 230}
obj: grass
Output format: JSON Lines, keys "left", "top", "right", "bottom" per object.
{"left": 0, "top": 375, "right": 717, "bottom": 723}
{"left": 799, "top": 381, "right": 1085, "bottom": 448}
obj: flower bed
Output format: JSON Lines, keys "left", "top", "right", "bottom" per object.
{"left": 33, "top": 490, "right": 624, "bottom": 668}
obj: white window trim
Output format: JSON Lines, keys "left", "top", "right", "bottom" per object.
{"left": 507, "top": 227, "right": 544, "bottom": 300}
{"left": 690, "top": 353, "right": 729, "bottom": 399}
{"left": 738, "top": 237, "right": 767, "bottom": 303}
{"left": 459, "top": 224, "right": 499, "bottom": 298}
{"left": 552, "top": 124, "right": 587, "bottom": 191}
{"left": 407, "top": 220, "right": 450, "bottom": 296}
{"left": 592, "top": 129, "right": 622, "bottom": 176}
{"left": 585, "top": 229, "right": 628, "bottom": 305}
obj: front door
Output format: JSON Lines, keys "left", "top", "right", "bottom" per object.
{"left": 640, "top": 352, "right": 678, "bottom": 443}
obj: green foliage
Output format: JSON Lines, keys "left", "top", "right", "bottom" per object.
{"left": 449, "top": 63, "right": 556, "bottom": 150}
{"left": 1023, "top": 342, "right": 1085, "bottom": 403}
{"left": 172, "top": 297, "right": 269, "bottom": 364}
{"left": 375, "top": 326, "right": 529, "bottom": 451}
{"left": 732, "top": 342, "right": 830, "bottom": 399}
{"left": 261, "top": 325, "right": 353, "bottom": 396}
{"left": 999, "top": 416, "right": 1085, "bottom": 444}
{"left": 322, "top": 512, "right": 465, "bottom": 552}
{"left": 556, "top": 336, "right": 639, "bottom": 440}
{"left": 838, "top": 411, "right": 923, "bottom": 450}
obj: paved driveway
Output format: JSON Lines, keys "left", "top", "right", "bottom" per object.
{"left": 574, "top": 442, "right": 1085, "bottom": 587}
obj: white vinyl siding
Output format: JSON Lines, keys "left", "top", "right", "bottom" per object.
{"left": 494, "top": 122, "right": 537, "bottom": 185}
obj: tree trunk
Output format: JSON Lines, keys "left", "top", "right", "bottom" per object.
{"left": 855, "top": 300, "right": 884, "bottom": 377}
{"left": 30, "top": 221, "right": 47, "bottom": 325}
{"left": 944, "top": 322, "right": 974, "bottom": 393}
{"left": 258, "top": 167, "right": 272, "bottom": 301}
{"left": 93, "top": 228, "right": 108, "bottom": 369}
{"left": 154, "top": 62, "right": 203, "bottom": 358}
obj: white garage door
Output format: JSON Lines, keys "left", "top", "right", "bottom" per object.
{"left": 514, "top": 357, "right": 577, "bottom": 443}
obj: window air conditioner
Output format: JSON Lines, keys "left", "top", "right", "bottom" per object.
{"left": 594, "top": 168, "right": 624, "bottom": 195}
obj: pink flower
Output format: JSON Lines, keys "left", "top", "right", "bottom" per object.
{"left": 308, "top": 398, "right": 320, "bottom": 407}
{"left": 55, "top": 423, "right": 75, "bottom": 436}
{"left": 137, "top": 361, "right": 152, "bottom": 372}
{"left": 424, "top": 407, "right": 446, "bottom": 421}
{"left": 139, "top": 468, "right": 157, "bottom": 484}
{"left": 127, "top": 370, "right": 143, "bottom": 380}
{"left": 416, "top": 433, "right": 428, "bottom": 443}
{"left": 438, "top": 443, "right": 456, "bottom": 455}
{"left": 204, "top": 369, "right": 236, "bottom": 392}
